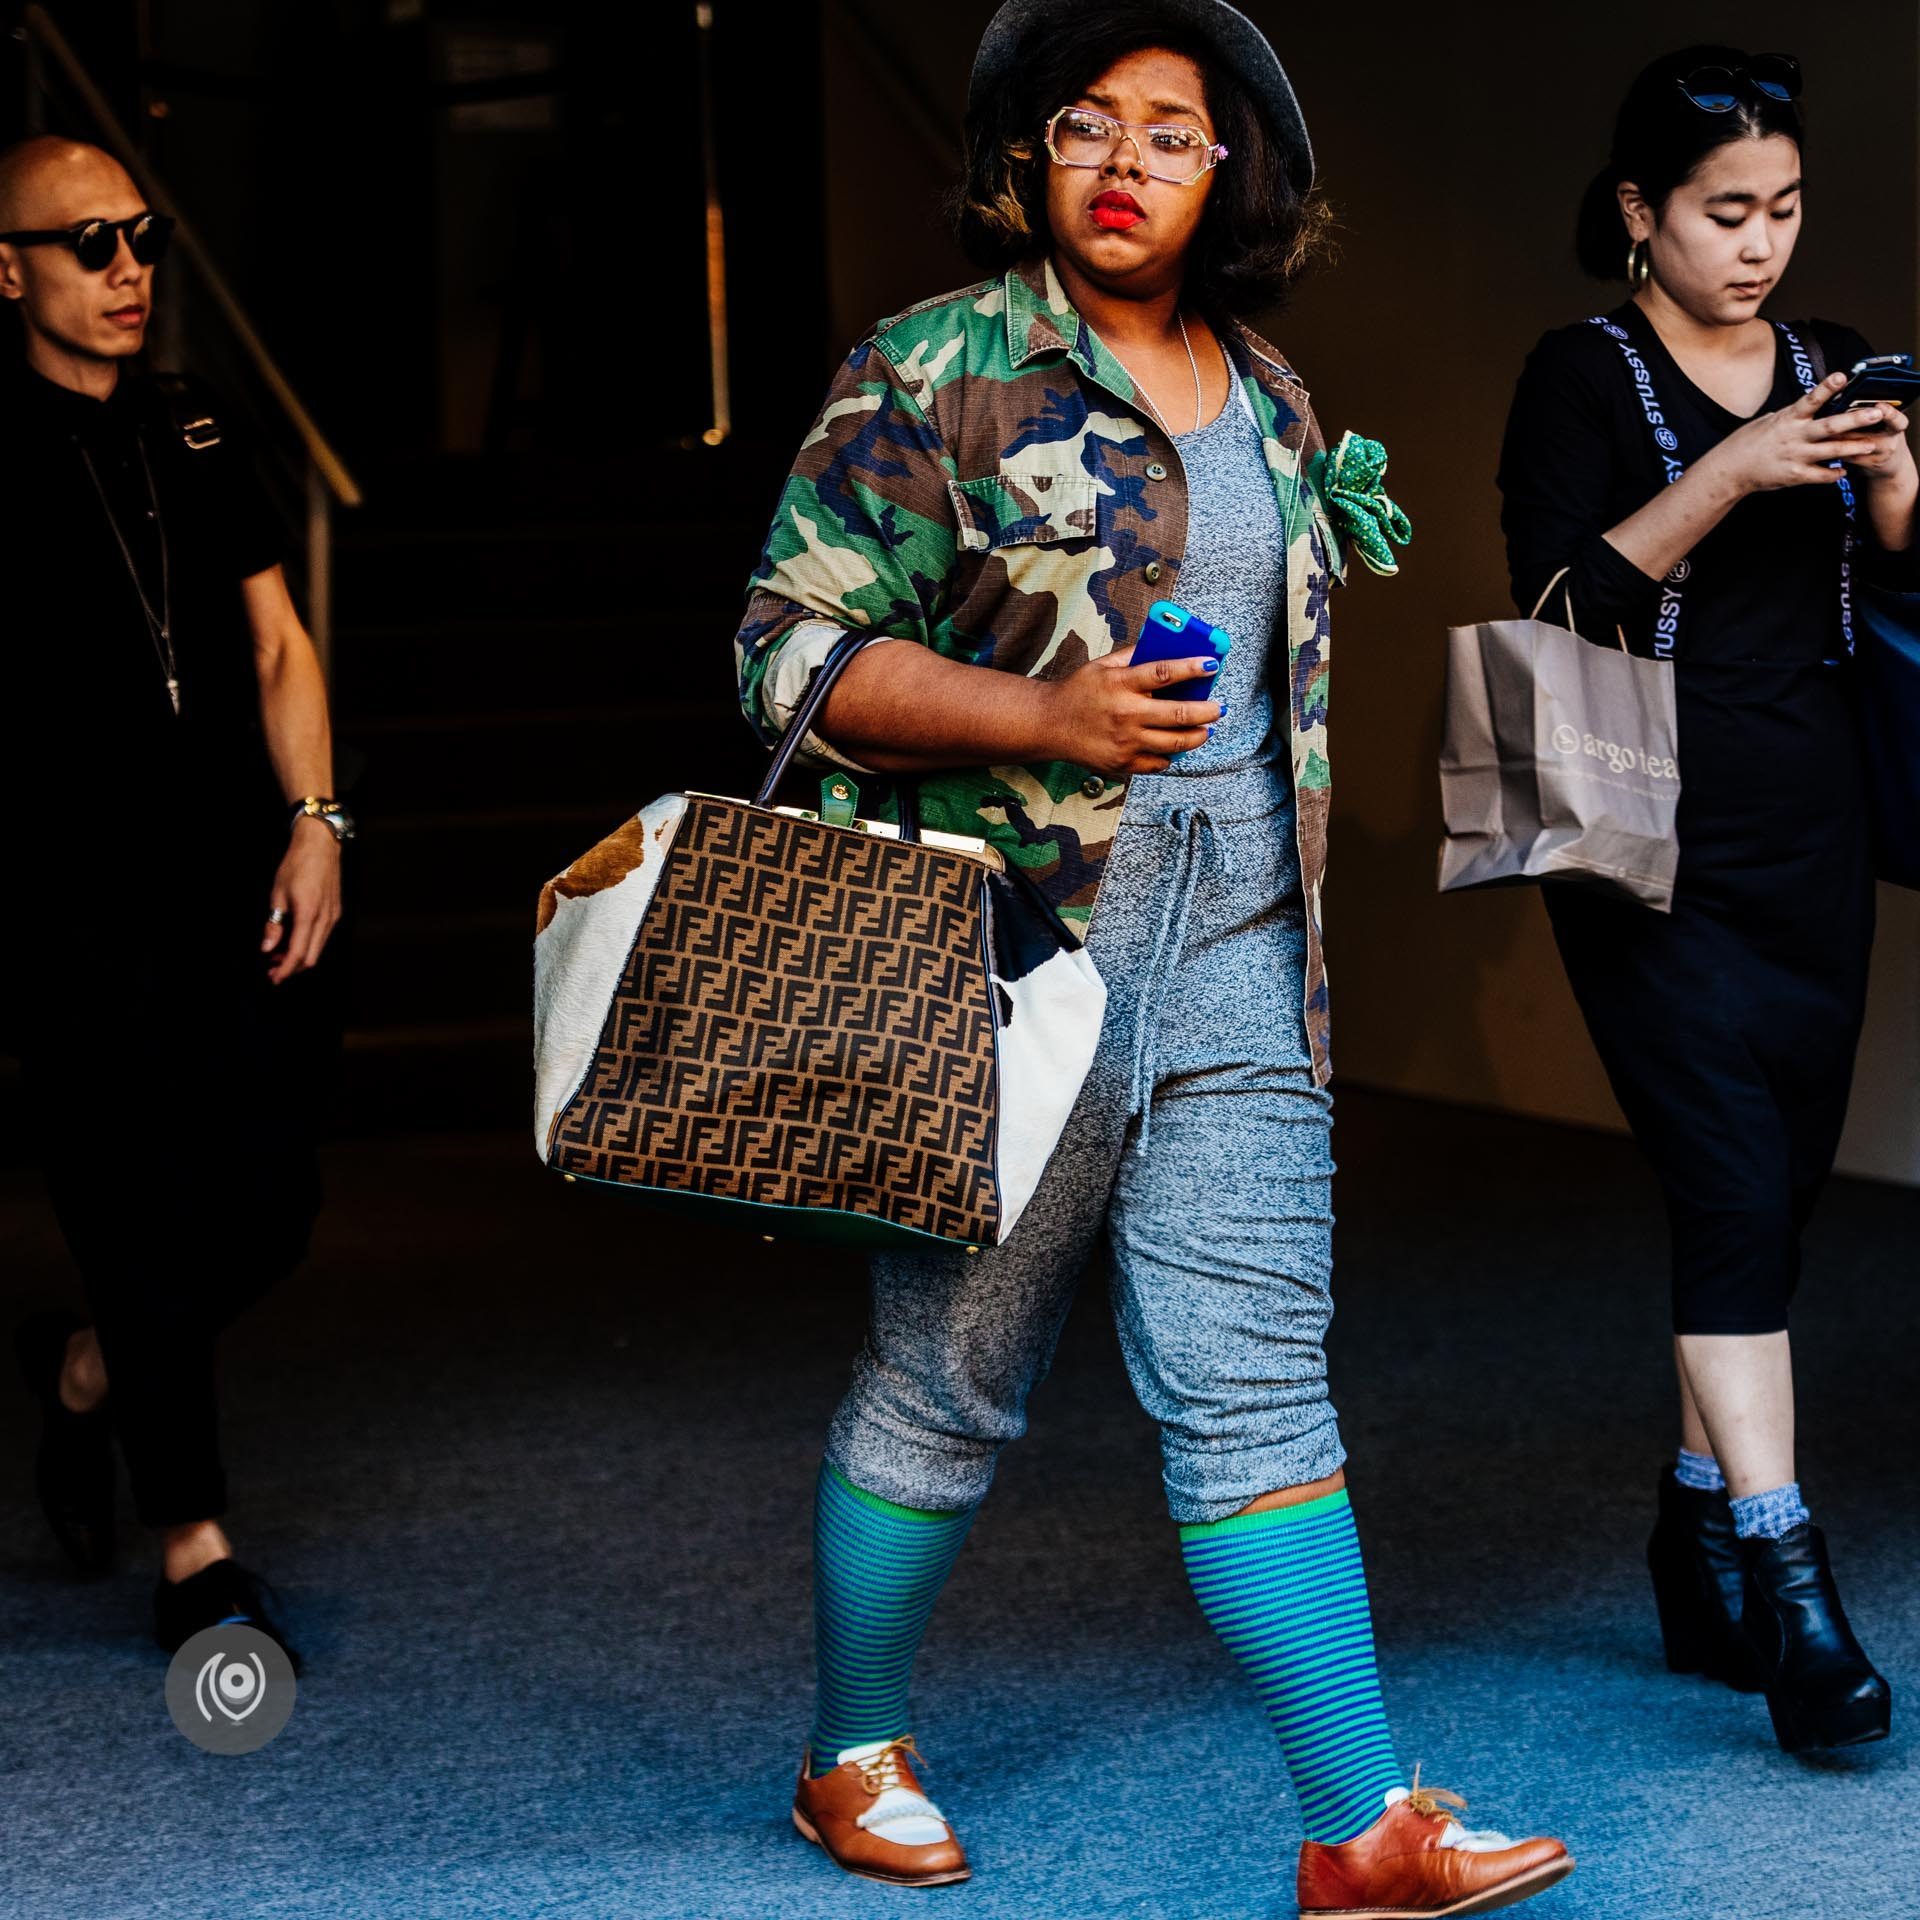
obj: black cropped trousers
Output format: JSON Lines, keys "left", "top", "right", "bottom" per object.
{"left": 1545, "top": 870, "right": 1872, "bottom": 1337}
{"left": 6, "top": 845, "right": 320, "bottom": 1528}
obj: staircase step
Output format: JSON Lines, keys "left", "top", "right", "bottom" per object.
{"left": 0, "top": 1057, "right": 23, "bottom": 1165}
{"left": 345, "top": 443, "right": 794, "bottom": 533}
{"left": 333, "top": 613, "right": 745, "bottom": 721}
{"left": 1, "top": 1025, "right": 532, "bottom": 1152}
{"left": 301, "top": 445, "right": 824, "bottom": 1131}
{"left": 348, "top": 911, "right": 529, "bottom": 1027}
{"left": 348, "top": 806, "right": 623, "bottom": 917}
{"left": 334, "top": 521, "right": 757, "bottom": 625}
{"left": 343, "top": 703, "right": 764, "bottom": 816}
{"left": 336, "top": 1019, "right": 529, "bottom": 1136}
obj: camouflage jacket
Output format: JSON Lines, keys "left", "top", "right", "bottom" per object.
{"left": 733, "top": 255, "right": 1349, "bottom": 1085}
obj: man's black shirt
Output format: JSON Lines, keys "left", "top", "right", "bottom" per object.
{"left": 1, "top": 360, "right": 284, "bottom": 852}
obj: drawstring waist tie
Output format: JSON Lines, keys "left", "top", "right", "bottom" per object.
{"left": 1128, "top": 805, "right": 1235, "bottom": 1150}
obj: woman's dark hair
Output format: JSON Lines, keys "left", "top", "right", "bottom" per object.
{"left": 948, "top": 2, "right": 1334, "bottom": 317}
{"left": 1577, "top": 45, "right": 1805, "bottom": 279}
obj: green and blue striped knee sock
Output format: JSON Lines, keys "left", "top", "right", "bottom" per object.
{"left": 1180, "top": 1488, "right": 1405, "bottom": 1845}
{"left": 809, "top": 1462, "right": 977, "bottom": 1776}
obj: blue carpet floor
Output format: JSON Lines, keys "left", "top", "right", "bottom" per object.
{"left": 0, "top": 1092, "right": 1914, "bottom": 1919}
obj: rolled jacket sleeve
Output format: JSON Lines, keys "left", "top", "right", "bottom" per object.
{"left": 733, "top": 337, "right": 958, "bottom": 767}
{"left": 753, "top": 617, "right": 880, "bottom": 774}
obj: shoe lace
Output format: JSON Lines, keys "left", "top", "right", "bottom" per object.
{"left": 1407, "top": 1763, "right": 1514, "bottom": 1850}
{"left": 1405, "top": 1762, "right": 1469, "bottom": 1822}
{"left": 856, "top": 1735, "right": 926, "bottom": 1798}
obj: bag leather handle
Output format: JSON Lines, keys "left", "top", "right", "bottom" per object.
{"left": 752, "top": 630, "right": 922, "bottom": 842}
{"left": 1529, "top": 565, "right": 1629, "bottom": 656}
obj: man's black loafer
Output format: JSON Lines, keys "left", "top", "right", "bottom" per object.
{"left": 154, "top": 1558, "right": 302, "bottom": 1673}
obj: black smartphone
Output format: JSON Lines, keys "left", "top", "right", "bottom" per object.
{"left": 1813, "top": 353, "right": 1920, "bottom": 424}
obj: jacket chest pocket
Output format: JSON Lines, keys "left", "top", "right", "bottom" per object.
{"left": 949, "top": 471, "right": 1100, "bottom": 553}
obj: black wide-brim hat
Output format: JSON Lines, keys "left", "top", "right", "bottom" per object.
{"left": 967, "top": 0, "right": 1314, "bottom": 194}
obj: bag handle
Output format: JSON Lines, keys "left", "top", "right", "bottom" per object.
{"left": 1528, "top": 565, "right": 1630, "bottom": 656}
{"left": 1585, "top": 315, "right": 1691, "bottom": 656}
{"left": 1528, "top": 566, "right": 1577, "bottom": 628}
{"left": 753, "top": 629, "right": 922, "bottom": 842}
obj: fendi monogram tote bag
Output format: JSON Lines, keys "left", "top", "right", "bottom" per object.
{"left": 532, "top": 633, "right": 1106, "bottom": 1251}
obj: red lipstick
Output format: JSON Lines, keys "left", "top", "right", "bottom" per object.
{"left": 1090, "top": 190, "right": 1144, "bottom": 231}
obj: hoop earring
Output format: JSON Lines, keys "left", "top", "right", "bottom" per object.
{"left": 1627, "top": 239, "right": 1652, "bottom": 289}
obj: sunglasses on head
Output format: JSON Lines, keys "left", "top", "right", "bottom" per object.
{"left": 0, "top": 211, "right": 175, "bottom": 271}
{"left": 1676, "top": 53, "right": 1802, "bottom": 113}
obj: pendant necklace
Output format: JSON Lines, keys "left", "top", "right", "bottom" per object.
{"left": 78, "top": 429, "right": 180, "bottom": 716}
{"left": 1122, "top": 310, "right": 1203, "bottom": 437}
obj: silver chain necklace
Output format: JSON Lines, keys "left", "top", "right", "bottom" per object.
{"left": 78, "top": 429, "right": 180, "bottom": 716}
{"left": 1122, "top": 310, "right": 1203, "bottom": 437}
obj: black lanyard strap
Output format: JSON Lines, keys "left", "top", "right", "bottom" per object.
{"left": 1587, "top": 315, "right": 1690, "bottom": 658}
{"left": 1774, "top": 322, "right": 1857, "bottom": 658}
{"left": 1587, "top": 313, "right": 1856, "bottom": 662}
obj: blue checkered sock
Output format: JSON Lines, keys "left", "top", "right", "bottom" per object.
{"left": 1674, "top": 1447, "right": 1726, "bottom": 1492}
{"left": 1181, "top": 1489, "right": 1405, "bottom": 1845}
{"left": 1730, "top": 1482, "right": 1810, "bottom": 1540}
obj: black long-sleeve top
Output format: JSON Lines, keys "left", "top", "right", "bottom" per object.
{"left": 1497, "top": 300, "right": 1906, "bottom": 920}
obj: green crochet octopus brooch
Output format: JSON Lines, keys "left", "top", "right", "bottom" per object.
{"left": 1307, "top": 431, "right": 1411, "bottom": 577}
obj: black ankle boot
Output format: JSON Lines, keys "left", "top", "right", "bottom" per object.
{"left": 1740, "top": 1524, "right": 1891, "bottom": 1753}
{"left": 1646, "top": 1468, "right": 1764, "bottom": 1691}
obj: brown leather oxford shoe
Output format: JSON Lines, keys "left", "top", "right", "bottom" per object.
{"left": 1297, "top": 1774, "right": 1572, "bottom": 1918}
{"left": 791, "top": 1735, "right": 971, "bottom": 1887}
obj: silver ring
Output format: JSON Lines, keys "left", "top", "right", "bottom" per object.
{"left": 268, "top": 908, "right": 289, "bottom": 925}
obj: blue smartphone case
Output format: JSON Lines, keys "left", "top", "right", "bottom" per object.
{"left": 1132, "top": 600, "right": 1231, "bottom": 701}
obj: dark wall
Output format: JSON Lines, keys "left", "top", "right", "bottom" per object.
{"left": 813, "top": 0, "right": 1920, "bottom": 1178}
{"left": 5, "top": 0, "right": 1913, "bottom": 1170}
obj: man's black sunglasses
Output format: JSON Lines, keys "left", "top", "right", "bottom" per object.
{"left": 1677, "top": 54, "right": 1802, "bottom": 114}
{"left": 0, "top": 212, "right": 175, "bottom": 271}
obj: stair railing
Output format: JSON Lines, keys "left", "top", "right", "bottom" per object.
{"left": 15, "top": 3, "right": 362, "bottom": 676}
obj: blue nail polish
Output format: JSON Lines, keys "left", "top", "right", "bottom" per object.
{"left": 1216, "top": 701, "right": 1230, "bottom": 717}
{"left": 1206, "top": 725, "right": 1215, "bottom": 739}
{"left": 1199, "top": 658, "right": 1221, "bottom": 674}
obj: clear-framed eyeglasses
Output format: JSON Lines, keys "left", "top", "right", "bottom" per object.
{"left": 1042, "top": 105, "right": 1228, "bottom": 186}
